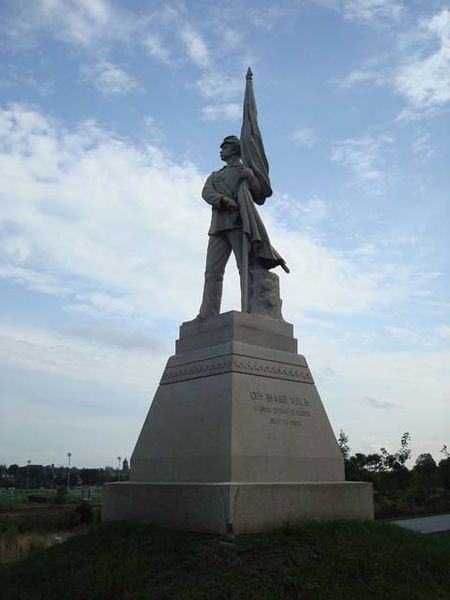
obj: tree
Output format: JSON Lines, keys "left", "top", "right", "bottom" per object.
{"left": 337, "top": 430, "right": 350, "bottom": 461}
{"left": 413, "top": 453, "right": 438, "bottom": 487}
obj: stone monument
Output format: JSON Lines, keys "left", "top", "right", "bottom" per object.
{"left": 102, "top": 69, "right": 373, "bottom": 534}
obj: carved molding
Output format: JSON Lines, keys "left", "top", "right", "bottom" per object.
{"left": 160, "top": 354, "right": 314, "bottom": 385}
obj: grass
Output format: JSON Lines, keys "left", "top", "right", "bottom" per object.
{"left": 1, "top": 520, "right": 450, "bottom": 599}
{"left": 0, "top": 489, "right": 35, "bottom": 508}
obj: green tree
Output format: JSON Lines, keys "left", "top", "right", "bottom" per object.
{"left": 337, "top": 430, "right": 350, "bottom": 460}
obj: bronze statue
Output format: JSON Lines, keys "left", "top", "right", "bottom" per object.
{"left": 197, "top": 69, "right": 289, "bottom": 321}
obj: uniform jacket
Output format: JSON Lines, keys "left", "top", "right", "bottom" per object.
{"left": 202, "top": 164, "right": 264, "bottom": 235}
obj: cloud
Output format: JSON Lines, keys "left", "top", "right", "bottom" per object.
{"left": 0, "top": 266, "right": 70, "bottom": 296}
{"left": 221, "top": 28, "right": 243, "bottom": 50}
{"left": 143, "top": 117, "right": 165, "bottom": 143}
{"left": 179, "top": 24, "right": 210, "bottom": 68}
{"left": 143, "top": 33, "right": 172, "bottom": 64}
{"left": 436, "top": 325, "right": 450, "bottom": 340}
{"left": 412, "top": 131, "right": 435, "bottom": 158}
{"left": 2, "top": 0, "right": 121, "bottom": 48}
{"left": 82, "top": 60, "right": 139, "bottom": 95}
{"left": 386, "top": 325, "right": 420, "bottom": 343}
{"left": 338, "top": 68, "right": 383, "bottom": 89}
{"left": 338, "top": 9, "right": 450, "bottom": 119}
{"left": 363, "top": 395, "right": 403, "bottom": 410}
{"left": 202, "top": 103, "right": 241, "bottom": 121}
{"left": 290, "top": 128, "right": 317, "bottom": 147}
{"left": 0, "top": 103, "right": 208, "bottom": 322}
{"left": 331, "top": 134, "right": 394, "bottom": 191}
{"left": 309, "top": 0, "right": 403, "bottom": 23}
{"left": 0, "top": 63, "right": 54, "bottom": 97}
{"left": 267, "top": 195, "right": 327, "bottom": 238}
{"left": 195, "top": 72, "right": 241, "bottom": 101}
{"left": 342, "top": 0, "right": 403, "bottom": 22}
{"left": 0, "top": 322, "right": 166, "bottom": 465}
{"left": 394, "top": 9, "right": 450, "bottom": 118}
{"left": 65, "top": 322, "right": 164, "bottom": 352}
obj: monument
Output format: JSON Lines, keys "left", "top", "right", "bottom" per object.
{"left": 102, "top": 69, "right": 373, "bottom": 534}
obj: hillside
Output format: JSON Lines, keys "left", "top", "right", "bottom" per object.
{"left": 1, "top": 520, "right": 450, "bottom": 599}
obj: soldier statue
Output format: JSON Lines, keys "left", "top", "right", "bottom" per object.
{"left": 196, "top": 69, "right": 289, "bottom": 321}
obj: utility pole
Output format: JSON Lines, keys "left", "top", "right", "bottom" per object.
{"left": 117, "top": 456, "right": 122, "bottom": 482}
{"left": 66, "top": 452, "right": 72, "bottom": 491}
{"left": 26, "top": 459, "right": 31, "bottom": 490}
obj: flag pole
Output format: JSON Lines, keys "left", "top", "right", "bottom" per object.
{"left": 240, "top": 67, "right": 254, "bottom": 313}
{"left": 241, "top": 184, "right": 249, "bottom": 313}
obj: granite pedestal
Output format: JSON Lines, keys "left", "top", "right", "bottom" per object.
{"left": 103, "top": 311, "right": 373, "bottom": 534}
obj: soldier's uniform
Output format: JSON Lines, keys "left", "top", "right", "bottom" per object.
{"left": 198, "top": 158, "right": 263, "bottom": 319}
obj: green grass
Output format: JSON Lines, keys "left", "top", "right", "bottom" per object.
{"left": 1, "top": 520, "right": 450, "bottom": 599}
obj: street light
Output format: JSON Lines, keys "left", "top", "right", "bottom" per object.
{"left": 66, "top": 452, "right": 72, "bottom": 491}
{"left": 26, "top": 459, "right": 31, "bottom": 490}
{"left": 117, "top": 456, "right": 122, "bottom": 481}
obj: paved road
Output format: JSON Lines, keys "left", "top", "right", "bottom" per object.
{"left": 392, "top": 513, "right": 450, "bottom": 534}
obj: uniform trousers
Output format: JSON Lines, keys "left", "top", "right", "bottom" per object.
{"left": 198, "top": 228, "right": 244, "bottom": 319}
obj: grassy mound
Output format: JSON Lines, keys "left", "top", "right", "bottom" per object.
{"left": 1, "top": 520, "right": 449, "bottom": 599}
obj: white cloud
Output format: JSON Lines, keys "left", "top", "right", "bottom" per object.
{"left": 395, "top": 9, "right": 450, "bottom": 118}
{"left": 0, "top": 103, "right": 208, "bottom": 322}
{"left": 0, "top": 266, "right": 70, "bottom": 296}
{"left": 82, "top": 60, "right": 139, "bottom": 95}
{"left": 340, "top": 9, "right": 450, "bottom": 119}
{"left": 65, "top": 322, "right": 164, "bottom": 352}
{"left": 221, "top": 28, "right": 242, "bottom": 50}
{"left": 436, "top": 325, "right": 450, "bottom": 340}
{"left": 290, "top": 128, "right": 317, "bottom": 147}
{"left": 195, "top": 72, "right": 241, "bottom": 101}
{"left": 202, "top": 103, "right": 241, "bottom": 121}
{"left": 342, "top": 0, "right": 403, "bottom": 22}
{"left": 267, "top": 194, "right": 327, "bottom": 237}
{"left": 179, "top": 24, "right": 210, "bottom": 68}
{"left": 363, "top": 395, "right": 403, "bottom": 410}
{"left": 143, "top": 117, "right": 165, "bottom": 143}
{"left": 412, "top": 131, "right": 435, "bottom": 158}
{"left": 386, "top": 325, "right": 420, "bottom": 343}
{"left": 331, "top": 134, "right": 394, "bottom": 191}
{"left": 309, "top": 0, "right": 403, "bottom": 23}
{"left": 4, "top": 0, "right": 119, "bottom": 48}
{"left": 143, "top": 33, "right": 172, "bottom": 64}
{"left": 338, "top": 68, "right": 382, "bottom": 89}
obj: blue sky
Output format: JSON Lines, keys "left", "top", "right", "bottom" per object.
{"left": 0, "top": 0, "right": 449, "bottom": 468}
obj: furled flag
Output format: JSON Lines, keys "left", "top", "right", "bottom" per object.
{"left": 238, "top": 68, "right": 289, "bottom": 273}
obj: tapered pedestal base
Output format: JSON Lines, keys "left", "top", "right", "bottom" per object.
{"left": 103, "top": 312, "right": 373, "bottom": 533}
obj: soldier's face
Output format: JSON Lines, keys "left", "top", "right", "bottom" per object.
{"left": 220, "top": 144, "right": 236, "bottom": 161}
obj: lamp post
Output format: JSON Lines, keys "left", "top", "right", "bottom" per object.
{"left": 117, "top": 456, "right": 122, "bottom": 482}
{"left": 26, "top": 459, "right": 31, "bottom": 490}
{"left": 66, "top": 452, "right": 72, "bottom": 491}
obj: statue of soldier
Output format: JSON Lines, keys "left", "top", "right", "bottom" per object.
{"left": 197, "top": 135, "right": 268, "bottom": 320}
{"left": 196, "top": 69, "right": 289, "bottom": 322}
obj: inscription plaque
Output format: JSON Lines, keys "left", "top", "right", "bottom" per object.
{"left": 249, "top": 391, "right": 312, "bottom": 427}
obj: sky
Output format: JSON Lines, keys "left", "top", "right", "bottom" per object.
{"left": 0, "top": 0, "right": 449, "bottom": 469}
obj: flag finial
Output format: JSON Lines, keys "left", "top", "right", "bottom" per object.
{"left": 246, "top": 67, "right": 253, "bottom": 80}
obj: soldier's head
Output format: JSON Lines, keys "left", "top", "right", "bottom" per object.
{"left": 220, "top": 135, "right": 241, "bottom": 161}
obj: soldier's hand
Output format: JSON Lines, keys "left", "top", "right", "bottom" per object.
{"left": 223, "top": 197, "right": 238, "bottom": 211}
{"left": 240, "top": 167, "right": 256, "bottom": 183}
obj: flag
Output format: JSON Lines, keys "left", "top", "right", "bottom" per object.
{"left": 238, "top": 68, "right": 289, "bottom": 273}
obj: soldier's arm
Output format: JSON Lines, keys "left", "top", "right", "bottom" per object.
{"left": 202, "top": 174, "right": 237, "bottom": 210}
{"left": 241, "top": 167, "right": 266, "bottom": 205}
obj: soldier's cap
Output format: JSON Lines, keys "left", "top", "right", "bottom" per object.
{"left": 220, "top": 135, "right": 241, "bottom": 153}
